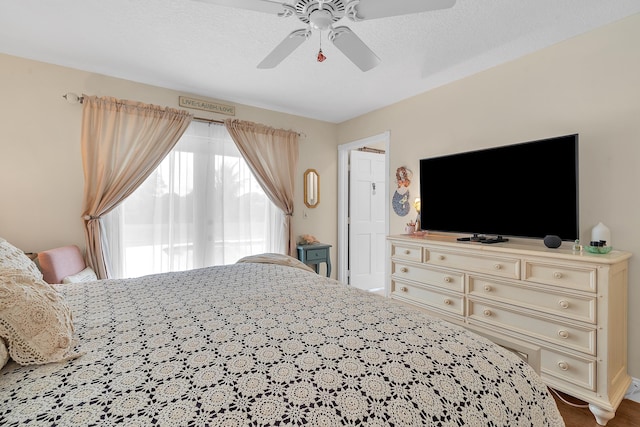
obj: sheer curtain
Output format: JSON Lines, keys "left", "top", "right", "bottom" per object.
{"left": 225, "top": 119, "right": 299, "bottom": 256}
{"left": 105, "top": 120, "right": 283, "bottom": 279}
{"left": 80, "top": 96, "right": 192, "bottom": 279}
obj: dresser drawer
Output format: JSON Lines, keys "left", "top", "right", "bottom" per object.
{"left": 523, "top": 260, "right": 597, "bottom": 292}
{"left": 391, "top": 243, "right": 422, "bottom": 263}
{"left": 468, "top": 276, "right": 597, "bottom": 324}
{"left": 392, "top": 280, "right": 464, "bottom": 317}
{"left": 426, "top": 248, "right": 520, "bottom": 280}
{"left": 540, "top": 348, "right": 596, "bottom": 391}
{"left": 467, "top": 299, "right": 596, "bottom": 355}
{"left": 392, "top": 262, "right": 464, "bottom": 293}
{"left": 305, "top": 248, "right": 328, "bottom": 261}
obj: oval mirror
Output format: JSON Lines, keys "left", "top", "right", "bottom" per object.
{"left": 304, "top": 169, "right": 320, "bottom": 208}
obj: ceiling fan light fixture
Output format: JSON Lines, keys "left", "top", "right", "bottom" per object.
{"left": 309, "top": 9, "right": 334, "bottom": 30}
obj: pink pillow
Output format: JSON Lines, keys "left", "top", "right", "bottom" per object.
{"left": 38, "top": 245, "right": 86, "bottom": 284}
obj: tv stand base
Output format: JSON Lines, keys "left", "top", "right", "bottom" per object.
{"left": 481, "top": 236, "right": 509, "bottom": 244}
{"left": 456, "top": 234, "right": 509, "bottom": 244}
{"left": 456, "top": 233, "right": 487, "bottom": 242}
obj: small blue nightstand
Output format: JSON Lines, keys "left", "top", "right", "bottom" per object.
{"left": 296, "top": 243, "right": 332, "bottom": 277}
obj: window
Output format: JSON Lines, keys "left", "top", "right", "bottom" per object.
{"left": 104, "top": 121, "right": 283, "bottom": 278}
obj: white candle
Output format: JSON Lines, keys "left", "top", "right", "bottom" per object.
{"left": 591, "top": 222, "right": 611, "bottom": 245}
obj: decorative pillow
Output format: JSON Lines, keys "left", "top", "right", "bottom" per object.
{"left": 62, "top": 267, "right": 97, "bottom": 284}
{"left": 38, "top": 245, "right": 87, "bottom": 284}
{"left": 0, "top": 237, "right": 43, "bottom": 280}
{"left": 236, "top": 253, "right": 316, "bottom": 273}
{"left": 0, "top": 337, "right": 8, "bottom": 369}
{"left": 0, "top": 270, "right": 80, "bottom": 365}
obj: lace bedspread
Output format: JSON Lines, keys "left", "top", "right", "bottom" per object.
{"left": 0, "top": 263, "right": 564, "bottom": 426}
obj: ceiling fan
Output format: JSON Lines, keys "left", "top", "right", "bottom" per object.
{"left": 197, "top": 0, "right": 457, "bottom": 71}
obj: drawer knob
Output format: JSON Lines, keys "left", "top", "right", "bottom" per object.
{"left": 483, "top": 285, "right": 492, "bottom": 292}
{"left": 557, "top": 361, "right": 570, "bottom": 371}
{"left": 404, "top": 249, "right": 411, "bottom": 255}
{"left": 400, "top": 267, "right": 408, "bottom": 273}
{"left": 444, "top": 298, "right": 452, "bottom": 305}
{"left": 493, "top": 264, "right": 502, "bottom": 270}
{"left": 438, "top": 255, "right": 445, "bottom": 261}
{"left": 558, "top": 330, "right": 570, "bottom": 339}
{"left": 483, "top": 309, "right": 492, "bottom": 317}
{"left": 400, "top": 286, "right": 408, "bottom": 292}
{"left": 558, "top": 300, "right": 570, "bottom": 309}
{"left": 443, "top": 276, "right": 452, "bottom": 283}
{"left": 553, "top": 272, "right": 563, "bottom": 279}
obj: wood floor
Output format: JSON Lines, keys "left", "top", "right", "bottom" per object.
{"left": 553, "top": 391, "right": 640, "bottom": 426}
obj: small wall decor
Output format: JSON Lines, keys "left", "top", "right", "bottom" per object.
{"left": 178, "top": 96, "right": 235, "bottom": 116}
{"left": 392, "top": 166, "right": 412, "bottom": 216}
{"left": 303, "top": 169, "right": 320, "bottom": 208}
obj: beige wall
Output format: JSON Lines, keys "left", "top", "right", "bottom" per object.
{"left": 0, "top": 54, "right": 338, "bottom": 266}
{"left": 338, "top": 14, "right": 640, "bottom": 378}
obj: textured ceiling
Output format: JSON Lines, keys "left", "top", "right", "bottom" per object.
{"left": 1, "top": 0, "right": 639, "bottom": 123}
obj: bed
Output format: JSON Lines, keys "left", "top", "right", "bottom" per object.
{"left": 0, "top": 242, "right": 564, "bottom": 426}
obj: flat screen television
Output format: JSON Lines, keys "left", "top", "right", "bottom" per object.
{"left": 419, "top": 134, "right": 579, "bottom": 242}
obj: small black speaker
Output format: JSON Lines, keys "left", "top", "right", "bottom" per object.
{"left": 543, "top": 235, "right": 562, "bottom": 248}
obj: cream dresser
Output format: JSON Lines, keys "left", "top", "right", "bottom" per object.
{"left": 387, "top": 234, "right": 631, "bottom": 426}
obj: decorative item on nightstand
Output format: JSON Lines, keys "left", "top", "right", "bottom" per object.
{"left": 299, "top": 234, "right": 319, "bottom": 244}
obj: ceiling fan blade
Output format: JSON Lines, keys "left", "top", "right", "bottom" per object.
{"left": 194, "top": 0, "right": 289, "bottom": 15}
{"left": 257, "top": 29, "right": 310, "bottom": 69}
{"left": 329, "top": 26, "right": 380, "bottom": 72}
{"left": 347, "top": 0, "right": 456, "bottom": 21}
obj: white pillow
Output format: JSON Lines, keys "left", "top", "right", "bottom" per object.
{"left": 62, "top": 267, "right": 97, "bottom": 284}
{"left": 0, "top": 337, "right": 8, "bottom": 369}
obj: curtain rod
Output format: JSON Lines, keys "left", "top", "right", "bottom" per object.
{"left": 63, "top": 93, "right": 305, "bottom": 137}
{"left": 63, "top": 93, "right": 84, "bottom": 104}
{"left": 194, "top": 117, "right": 225, "bottom": 125}
{"left": 198, "top": 117, "right": 305, "bottom": 137}
{"left": 358, "top": 146, "right": 385, "bottom": 154}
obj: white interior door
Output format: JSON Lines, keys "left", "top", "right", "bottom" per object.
{"left": 349, "top": 150, "right": 386, "bottom": 291}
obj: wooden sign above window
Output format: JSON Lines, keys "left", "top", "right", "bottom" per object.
{"left": 179, "top": 96, "right": 235, "bottom": 116}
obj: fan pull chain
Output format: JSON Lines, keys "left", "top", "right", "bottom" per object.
{"left": 317, "top": 31, "right": 327, "bottom": 62}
